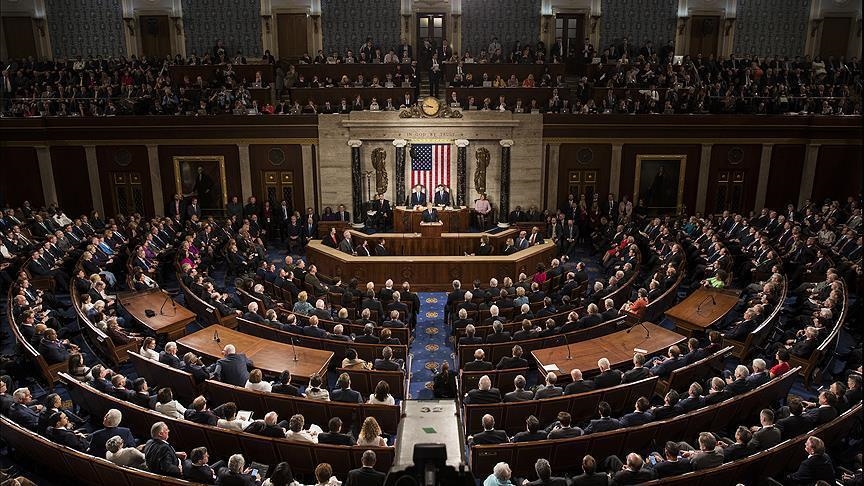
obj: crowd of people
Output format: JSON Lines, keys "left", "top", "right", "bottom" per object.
{"left": 2, "top": 32, "right": 861, "bottom": 116}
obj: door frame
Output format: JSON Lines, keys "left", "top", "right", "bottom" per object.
{"left": 685, "top": 8, "right": 731, "bottom": 58}
{"left": 273, "top": 7, "right": 316, "bottom": 60}
{"left": 134, "top": 9, "right": 183, "bottom": 58}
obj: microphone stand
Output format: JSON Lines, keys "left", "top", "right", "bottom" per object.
{"left": 291, "top": 337, "right": 299, "bottom": 362}
{"left": 625, "top": 318, "right": 651, "bottom": 337}
{"left": 213, "top": 328, "right": 220, "bottom": 343}
{"left": 159, "top": 291, "right": 177, "bottom": 316}
{"left": 695, "top": 294, "right": 714, "bottom": 315}
{"left": 564, "top": 331, "right": 572, "bottom": 360}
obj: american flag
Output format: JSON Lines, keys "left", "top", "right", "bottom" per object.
{"left": 410, "top": 144, "right": 451, "bottom": 195}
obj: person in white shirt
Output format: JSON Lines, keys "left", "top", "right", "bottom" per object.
{"left": 105, "top": 435, "right": 146, "bottom": 468}
{"left": 284, "top": 414, "right": 318, "bottom": 443}
{"left": 216, "top": 402, "right": 251, "bottom": 431}
{"left": 367, "top": 380, "right": 396, "bottom": 406}
{"left": 139, "top": 337, "right": 160, "bottom": 360}
{"left": 154, "top": 387, "right": 186, "bottom": 419}
{"left": 245, "top": 369, "right": 272, "bottom": 392}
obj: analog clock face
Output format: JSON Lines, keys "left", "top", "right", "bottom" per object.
{"left": 421, "top": 97, "right": 440, "bottom": 116}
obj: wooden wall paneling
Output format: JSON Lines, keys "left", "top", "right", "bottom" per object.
{"left": 0, "top": 147, "right": 42, "bottom": 208}
{"left": 619, "top": 144, "right": 702, "bottom": 212}
{"left": 707, "top": 144, "right": 762, "bottom": 214}
{"left": 765, "top": 145, "right": 805, "bottom": 209}
{"left": 812, "top": 145, "right": 863, "bottom": 204}
{"left": 157, "top": 145, "right": 242, "bottom": 213}
{"left": 2, "top": 17, "right": 37, "bottom": 59}
{"left": 557, "top": 144, "right": 612, "bottom": 210}
{"left": 49, "top": 146, "right": 92, "bottom": 217}
{"left": 249, "top": 144, "right": 304, "bottom": 213}
{"left": 95, "top": 146, "right": 153, "bottom": 217}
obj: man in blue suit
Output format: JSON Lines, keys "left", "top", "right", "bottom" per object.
{"left": 88, "top": 408, "right": 138, "bottom": 459}
{"left": 648, "top": 345, "right": 686, "bottom": 379}
{"left": 330, "top": 372, "right": 363, "bottom": 403}
{"left": 208, "top": 344, "right": 253, "bottom": 387}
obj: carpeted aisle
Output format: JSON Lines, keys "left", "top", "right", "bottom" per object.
{"left": 408, "top": 292, "right": 453, "bottom": 399}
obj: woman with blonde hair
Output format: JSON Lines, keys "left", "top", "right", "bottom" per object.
{"left": 245, "top": 369, "right": 272, "bottom": 392}
{"left": 357, "top": 416, "right": 388, "bottom": 446}
{"left": 292, "top": 291, "right": 314, "bottom": 315}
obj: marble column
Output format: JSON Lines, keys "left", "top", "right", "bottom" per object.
{"left": 393, "top": 139, "right": 408, "bottom": 205}
{"left": 145, "top": 144, "right": 163, "bottom": 216}
{"left": 545, "top": 143, "right": 560, "bottom": 208}
{"left": 798, "top": 144, "right": 820, "bottom": 206}
{"left": 455, "top": 139, "right": 469, "bottom": 206}
{"left": 347, "top": 140, "right": 364, "bottom": 225}
{"left": 238, "top": 143, "right": 252, "bottom": 202}
{"left": 609, "top": 143, "right": 623, "bottom": 198}
{"left": 35, "top": 146, "right": 57, "bottom": 206}
{"left": 301, "top": 144, "right": 316, "bottom": 211}
{"left": 695, "top": 143, "right": 713, "bottom": 214}
{"left": 754, "top": 144, "right": 773, "bottom": 211}
{"left": 83, "top": 145, "right": 104, "bottom": 215}
{"left": 498, "top": 139, "right": 514, "bottom": 226}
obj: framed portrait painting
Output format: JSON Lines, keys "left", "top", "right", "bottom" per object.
{"left": 634, "top": 155, "right": 686, "bottom": 211}
{"left": 173, "top": 156, "right": 227, "bottom": 211}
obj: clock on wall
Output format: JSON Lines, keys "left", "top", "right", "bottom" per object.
{"left": 421, "top": 97, "right": 441, "bottom": 117}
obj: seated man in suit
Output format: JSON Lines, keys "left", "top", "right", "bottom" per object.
{"left": 208, "top": 344, "right": 253, "bottom": 387}
{"left": 645, "top": 441, "right": 692, "bottom": 478}
{"left": 785, "top": 436, "right": 836, "bottom": 484}
{"left": 609, "top": 453, "right": 656, "bottom": 484}
{"left": 583, "top": 401, "right": 621, "bottom": 434}
{"left": 622, "top": 352, "right": 651, "bottom": 383}
{"left": 464, "top": 375, "right": 501, "bottom": 404}
{"left": 801, "top": 390, "right": 839, "bottom": 425}
{"left": 545, "top": 411, "right": 583, "bottom": 439}
{"left": 458, "top": 324, "right": 484, "bottom": 345}
{"left": 512, "top": 415, "right": 548, "bottom": 442}
{"left": 318, "top": 417, "right": 357, "bottom": 446}
{"left": 648, "top": 345, "right": 685, "bottom": 379}
{"left": 504, "top": 375, "right": 534, "bottom": 402}
{"left": 373, "top": 346, "right": 403, "bottom": 371}
{"left": 463, "top": 349, "right": 494, "bottom": 371}
{"left": 652, "top": 390, "right": 682, "bottom": 420}
{"left": 569, "top": 455, "right": 609, "bottom": 486}
{"left": 407, "top": 184, "right": 427, "bottom": 207}
{"left": 88, "top": 408, "right": 138, "bottom": 459}
{"left": 619, "top": 396, "right": 654, "bottom": 427}
{"left": 331, "top": 372, "right": 364, "bottom": 403}
{"left": 524, "top": 459, "right": 568, "bottom": 486}
{"left": 420, "top": 201, "right": 439, "bottom": 223}
{"left": 467, "top": 413, "right": 509, "bottom": 445}
{"left": 534, "top": 372, "right": 564, "bottom": 400}
{"left": 486, "top": 320, "right": 512, "bottom": 343}
{"left": 159, "top": 342, "right": 183, "bottom": 369}
{"left": 433, "top": 184, "right": 452, "bottom": 206}
{"left": 564, "top": 368, "right": 595, "bottom": 395}
{"left": 593, "top": 357, "right": 623, "bottom": 389}
{"left": 496, "top": 345, "right": 528, "bottom": 370}
{"left": 346, "top": 450, "right": 386, "bottom": 486}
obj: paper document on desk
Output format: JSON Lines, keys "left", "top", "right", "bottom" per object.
{"left": 543, "top": 364, "right": 560, "bottom": 372}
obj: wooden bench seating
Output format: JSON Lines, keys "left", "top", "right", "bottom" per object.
{"left": 459, "top": 367, "right": 530, "bottom": 396}
{"left": 468, "top": 367, "right": 800, "bottom": 478}
{"left": 644, "top": 263, "right": 685, "bottom": 324}
{"left": 1, "top": 415, "right": 200, "bottom": 486}
{"left": 638, "top": 403, "right": 862, "bottom": 486}
{"left": 463, "top": 376, "right": 660, "bottom": 436}
{"left": 658, "top": 346, "right": 734, "bottom": 396}
{"left": 334, "top": 367, "right": 407, "bottom": 401}
{"left": 61, "top": 373, "right": 396, "bottom": 476}
{"left": 456, "top": 316, "right": 628, "bottom": 368}
{"left": 128, "top": 350, "right": 401, "bottom": 435}
{"left": 789, "top": 285, "right": 848, "bottom": 388}
{"left": 6, "top": 290, "right": 66, "bottom": 387}
{"left": 177, "top": 278, "right": 237, "bottom": 329}
{"left": 235, "top": 317, "right": 408, "bottom": 364}
{"left": 71, "top": 287, "right": 138, "bottom": 367}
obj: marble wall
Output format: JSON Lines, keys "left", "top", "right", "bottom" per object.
{"left": 315, "top": 112, "right": 543, "bottom": 216}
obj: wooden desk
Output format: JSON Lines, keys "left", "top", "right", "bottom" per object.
{"left": 169, "top": 64, "right": 274, "bottom": 84}
{"left": 317, "top": 220, "right": 352, "bottom": 238}
{"left": 295, "top": 64, "right": 409, "bottom": 81}
{"left": 346, "top": 228, "right": 518, "bottom": 256}
{"left": 393, "top": 206, "right": 469, "bottom": 233}
{"left": 307, "top": 239, "right": 556, "bottom": 291}
{"left": 441, "top": 63, "right": 565, "bottom": 82}
{"left": 177, "top": 325, "right": 333, "bottom": 380}
{"left": 449, "top": 87, "right": 571, "bottom": 108}
{"left": 290, "top": 87, "right": 415, "bottom": 107}
{"left": 664, "top": 288, "right": 741, "bottom": 337}
{"left": 531, "top": 323, "right": 686, "bottom": 379}
{"left": 120, "top": 289, "right": 197, "bottom": 341}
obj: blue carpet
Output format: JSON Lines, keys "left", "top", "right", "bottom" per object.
{"left": 408, "top": 292, "right": 452, "bottom": 399}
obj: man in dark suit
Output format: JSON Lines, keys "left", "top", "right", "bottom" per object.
{"left": 534, "top": 372, "right": 564, "bottom": 400}
{"left": 652, "top": 390, "right": 681, "bottom": 420}
{"left": 468, "top": 414, "right": 509, "bottom": 445}
{"left": 373, "top": 347, "right": 403, "bottom": 371}
{"left": 785, "top": 436, "right": 835, "bottom": 484}
{"left": 159, "top": 342, "right": 183, "bottom": 369}
{"left": 346, "top": 450, "right": 386, "bottom": 486}
{"left": 748, "top": 408, "right": 782, "bottom": 452}
{"left": 303, "top": 316, "right": 329, "bottom": 338}
{"left": 564, "top": 369, "right": 595, "bottom": 395}
{"left": 318, "top": 417, "right": 357, "bottom": 446}
{"left": 463, "top": 349, "right": 494, "bottom": 371}
{"left": 166, "top": 194, "right": 186, "bottom": 221}
{"left": 208, "top": 344, "right": 253, "bottom": 387}
{"left": 464, "top": 375, "right": 501, "bottom": 404}
{"left": 144, "top": 422, "right": 184, "bottom": 478}
{"left": 496, "top": 345, "right": 528, "bottom": 370}
{"left": 621, "top": 353, "right": 651, "bottom": 383}
{"left": 504, "top": 375, "right": 534, "bottom": 402}
{"left": 512, "top": 415, "right": 548, "bottom": 442}
{"left": 619, "top": 397, "right": 654, "bottom": 427}
{"left": 802, "top": 391, "right": 839, "bottom": 425}
{"left": 545, "top": 412, "right": 583, "bottom": 439}
{"left": 523, "top": 458, "right": 568, "bottom": 486}
{"left": 583, "top": 402, "right": 621, "bottom": 434}
{"left": 216, "top": 454, "right": 260, "bottom": 486}
{"left": 569, "top": 455, "right": 609, "bottom": 486}
{"left": 407, "top": 185, "right": 427, "bottom": 207}
{"left": 648, "top": 345, "right": 685, "bottom": 379}
{"left": 610, "top": 453, "right": 656, "bottom": 484}
{"left": 88, "top": 408, "right": 138, "bottom": 459}
{"left": 433, "top": 185, "right": 452, "bottom": 206}
{"left": 331, "top": 372, "right": 363, "bottom": 403}
{"left": 458, "top": 325, "right": 484, "bottom": 345}
{"left": 183, "top": 446, "right": 218, "bottom": 484}
{"left": 271, "top": 370, "right": 303, "bottom": 397}
{"left": 647, "top": 442, "right": 692, "bottom": 479}
{"left": 420, "top": 202, "right": 439, "bottom": 223}
{"left": 593, "top": 358, "right": 623, "bottom": 389}
{"left": 185, "top": 197, "right": 202, "bottom": 219}
{"left": 486, "top": 321, "right": 512, "bottom": 343}
{"left": 777, "top": 397, "right": 809, "bottom": 439}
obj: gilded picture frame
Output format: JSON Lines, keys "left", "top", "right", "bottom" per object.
{"left": 173, "top": 156, "right": 228, "bottom": 210}
{"left": 634, "top": 155, "right": 687, "bottom": 211}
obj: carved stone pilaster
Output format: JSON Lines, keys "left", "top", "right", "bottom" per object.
{"left": 393, "top": 139, "right": 408, "bottom": 205}
{"left": 455, "top": 139, "right": 469, "bottom": 206}
{"left": 347, "top": 140, "right": 363, "bottom": 224}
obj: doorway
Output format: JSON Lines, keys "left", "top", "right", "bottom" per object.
{"left": 277, "top": 13, "right": 309, "bottom": 59}
{"left": 417, "top": 13, "right": 446, "bottom": 54}
{"left": 688, "top": 15, "right": 720, "bottom": 58}
{"left": 139, "top": 15, "right": 171, "bottom": 59}
{"left": 2, "top": 17, "right": 37, "bottom": 59}
{"left": 819, "top": 17, "right": 852, "bottom": 58}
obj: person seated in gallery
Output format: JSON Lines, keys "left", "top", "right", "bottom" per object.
{"left": 421, "top": 202, "right": 440, "bottom": 223}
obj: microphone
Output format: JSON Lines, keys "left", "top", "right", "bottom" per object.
{"left": 213, "top": 329, "right": 220, "bottom": 343}
{"left": 291, "top": 337, "right": 299, "bottom": 362}
{"left": 711, "top": 294, "right": 716, "bottom": 305}
{"left": 564, "top": 332, "right": 572, "bottom": 360}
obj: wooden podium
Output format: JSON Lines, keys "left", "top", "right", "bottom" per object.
{"left": 419, "top": 221, "right": 443, "bottom": 238}
{"left": 664, "top": 287, "right": 741, "bottom": 337}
